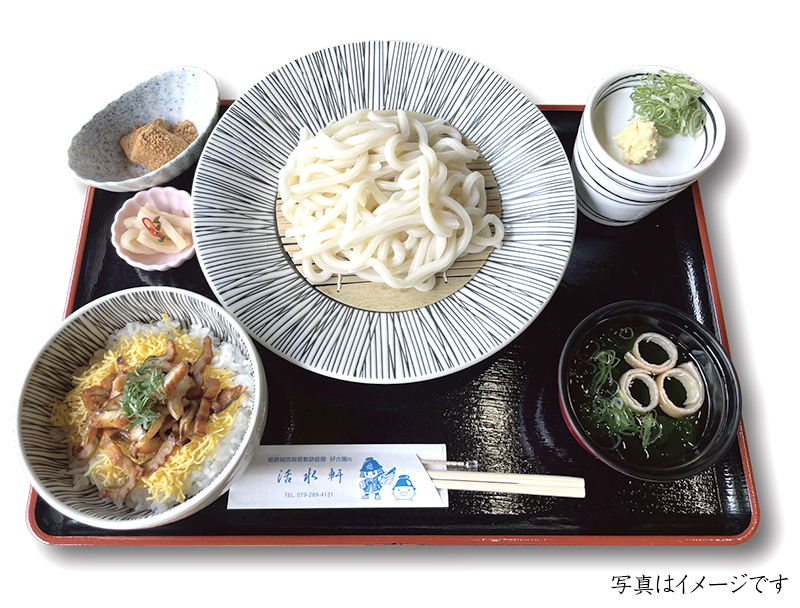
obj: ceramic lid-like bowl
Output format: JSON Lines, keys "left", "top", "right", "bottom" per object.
{"left": 581, "top": 65, "right": 726, "bottom": 190}
{"left": 111, "top": 186, "right": 195, "bottom": 271}
{"left": 67, "top": 67, "right": 219, "bottom": 192}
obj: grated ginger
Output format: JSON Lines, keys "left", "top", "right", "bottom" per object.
{"left": 614, "top": 118, "right": 662, "bottom": 165}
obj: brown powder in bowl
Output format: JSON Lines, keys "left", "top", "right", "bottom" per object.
{"left": 169, "top": 120, "right": 198, "bottom": 144}
{"left": 120, "top": 118, "right": 198, "bottom": 171}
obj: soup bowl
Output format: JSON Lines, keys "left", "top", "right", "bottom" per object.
{"left": 558, "top": 300, "right": 740, "bottom": 481}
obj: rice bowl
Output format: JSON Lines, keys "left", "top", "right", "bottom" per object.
{"left": 58, "top": 316, "right": 254, "bottom": 514}
{"left": 15, "top": 287, "right": 267, "bottom": 530}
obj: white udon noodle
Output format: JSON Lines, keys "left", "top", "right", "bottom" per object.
{"left": 278, "top": 109, "right": 505, "bottom": 292}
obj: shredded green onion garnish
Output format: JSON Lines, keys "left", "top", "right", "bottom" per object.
{"left": 588, "top": 349, "right": 619, "bottom": 399}
{"left": 630, "top": 70, "right": 707, "bottom": 137}
{"left": 587, "top": 349, "right": 662, "bottom": 449}
{"left": 120, "top": 362, "right": 165, "bottom": 430}
{"left": 618, "top": 326, "right": 635, "bottom": 340}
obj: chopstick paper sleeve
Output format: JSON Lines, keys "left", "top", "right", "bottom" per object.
{"left": 227, "top": 444, "right": 449, "bottom": 509}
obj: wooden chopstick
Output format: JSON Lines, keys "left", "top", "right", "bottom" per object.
{"left": 427, "top": 469, "right": 584, "bottom": 486}
{"left": 425, "top": 468, "right": 585, "bottom": 498}
{"left": 431, "top": 479, "right": 585, "bottom": 498}
{"left": 419, "top": 459, "right": 478, "bottom": 470}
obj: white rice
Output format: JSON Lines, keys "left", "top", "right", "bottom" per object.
{"left": 71, "top": 316, "right": 254, "bottom": 514}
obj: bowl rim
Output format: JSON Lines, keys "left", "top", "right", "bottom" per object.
{"left": 15, "top": 286, "right": 267, "bottom": 530}
{"left": 557, "top": 300, "right": 741, "bottom": 482}
{"left": 110, "top": 186, "right": 196, "bottom": 271}
{"left": 67, "top": 66, "right": 220, "bottom": 192}
{"left": 581, "top": 65, "right": 727, "bottom": 188}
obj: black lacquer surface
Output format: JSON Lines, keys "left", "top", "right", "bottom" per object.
{"left": 31, "top": 109, "right": 754, "bottom": 543}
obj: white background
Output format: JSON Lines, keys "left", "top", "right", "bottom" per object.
{"left": 3, "top": 1, "right": 796, "bottom": 604}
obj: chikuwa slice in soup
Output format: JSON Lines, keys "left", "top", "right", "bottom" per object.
{"left": 567, "top": 325, "right": 707, "bottom": 466}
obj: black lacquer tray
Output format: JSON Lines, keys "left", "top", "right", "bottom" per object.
{"left": 26, "top": 106, "right": 758, "bottom": 545}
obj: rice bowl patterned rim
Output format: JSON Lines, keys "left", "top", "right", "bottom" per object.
{"left": 15, "top": 286, "right": 268, "bottom": 530}
{"left": 192, "top": 40, "right": 577, "bottom": 384}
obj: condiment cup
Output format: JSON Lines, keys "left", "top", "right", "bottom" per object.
{"left": 558, "top": 301, "right": 741, "bottom": 482}
{"left": 67, "top": 67, "right": 220, "bottom": 192}
{"left": 15, "top": 287, "right": 268, "bottom": 530}
{"left": 111, "top": 186, "right": 195, "bottom": 271}
{"left": 572, "top": 66, "right": 726, "bottom": 226}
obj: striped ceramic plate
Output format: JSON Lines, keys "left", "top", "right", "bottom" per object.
{"left": 192, "top": 41, "right": 576, "bottom": 384}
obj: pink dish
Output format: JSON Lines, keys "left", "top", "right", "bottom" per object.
{"left": 111, "top": 187, "right": 194, "bottom": 271}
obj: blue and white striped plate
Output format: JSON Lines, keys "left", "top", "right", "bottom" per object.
{"left": 192, "top": 41, "right": 576, "bottom": 384}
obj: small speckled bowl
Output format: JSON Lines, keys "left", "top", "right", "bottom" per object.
{"left": 111, "top": 186, "right": 195, "bottom": 271}
{"left": 67, "top": 67, "right": 220, "bottom": 192}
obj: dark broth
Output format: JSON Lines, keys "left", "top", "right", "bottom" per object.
{"left": 567, "top": 321, "right": 705, "bottom": 468}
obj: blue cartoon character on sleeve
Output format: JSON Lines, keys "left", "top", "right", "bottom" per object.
{"left": 359, "top": 457, "right": 395, "bottom": 500}
{"left": 392, "top": 475, "right": 417, "bottom": 501}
